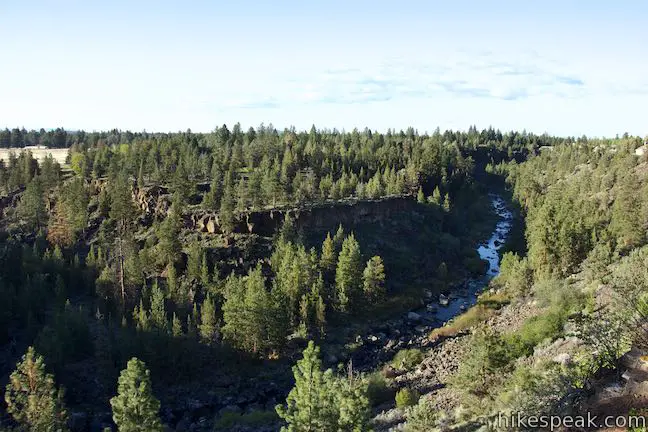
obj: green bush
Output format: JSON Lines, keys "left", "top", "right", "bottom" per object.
{"left": 391, "top": 349, "right": 424, "bottom": 371}
{"left": 395, "top": 387, "right": 420, "bottom": 408}
{"left": 505, "top": 310, "right": 564, "bottom": 358}
{"left": 405, "top": 397, "right": 439, "bottom": 431}
{"left": 366, "top": 372, "right": 394, "bottom": 406}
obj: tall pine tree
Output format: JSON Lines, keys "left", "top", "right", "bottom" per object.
{"left": 110, "top": 358, "right": 163, "bottom": 432}
{"left": 5, "top": 346, "right": 68, "bottom": 432}
{"left": 335, "top": 234, "right": 362, "bottom": 313}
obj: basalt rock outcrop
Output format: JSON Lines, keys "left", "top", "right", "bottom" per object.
{"left": 132, "top": 185, "right": 416, "bottom": 236}
{"left": 188, "top": 196, "right": 417, "bottom": 236}
{"left": 133, "top": 184, "right": 171, "bottom": 216}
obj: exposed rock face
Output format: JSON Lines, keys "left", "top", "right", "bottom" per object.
{"left": 134, "top": 185, "right": 171, "bottom": 216}
{"left": 189, "top": 196, "right": 417, "bottom": 236}
{"left": 132, "top": 185, "right": 416, "bottom": 236}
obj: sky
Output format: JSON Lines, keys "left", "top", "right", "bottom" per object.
{"left": 1, "top": 0, "right": 647, "bottom": 137}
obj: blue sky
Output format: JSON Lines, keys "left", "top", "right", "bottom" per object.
{"left": 1, "top": 1, "right": 646, "bottom": 137}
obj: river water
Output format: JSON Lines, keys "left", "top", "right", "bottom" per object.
{"left": 347, "top": 194, "right": 514, "bottom": 370}
{"left": 434, "top": 193, "right": 513, "bottom": 322}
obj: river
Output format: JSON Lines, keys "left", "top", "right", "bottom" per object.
{"left": 342, "top": 194, "right": 514, "bottom": 371}
{"left": 153, "top": 194, "right": 514, "bottom": 430}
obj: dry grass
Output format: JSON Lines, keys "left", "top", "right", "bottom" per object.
{"left": 429, "top": 305, "right": 496, "bottom": 340}
{"left": 0, "top": 148, "right": 69, "bottom": 166}
{"left": 429, "top": 291, "right": 510, "bottom": 341}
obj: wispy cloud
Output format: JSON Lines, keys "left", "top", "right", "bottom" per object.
{"left": 215, "top": 50, "right": 646, "bottom": 111}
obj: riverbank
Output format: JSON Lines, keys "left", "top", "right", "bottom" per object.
{"left": 319, "top": 194, "right": 513, "bottom": 373}
{"left": 168, "top": 193, "right": 513, "bottom": 431}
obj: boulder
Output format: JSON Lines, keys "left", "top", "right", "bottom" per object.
{"left": 206, "top": 219, "right": 217, "bottom": 234}
{"left": 552, "top": 353, "right": 571, "bottom": 366}
{"left": 439, "top": 294, "right": 449, "bottom": 306}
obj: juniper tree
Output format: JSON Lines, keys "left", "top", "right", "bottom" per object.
{"left": 110, "top": 357, "right": 163, "bottom": 432}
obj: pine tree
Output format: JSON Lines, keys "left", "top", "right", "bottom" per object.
{"left": 334, "top": 376, "right": 370, "bottom": 431}
{"left": 171, "top": 313, "right": 183, "bottom": 338}
{"left": 166, "top": 263, "right": 179, "bottom": 303}
{"left": 276, "top": 341, "right": 370, "bottom": 431}
{"left": 149, "top": 280, "right": 167, "bottom": 334}
{"left": 5, "top": 347, "right": 68, "bottom": 432}
{"left": 61, "top": 177, "right": 89, "bottom": 235}
{"left": 248, "top": 169, "right": 263, "bottom": 209}
{"left": 186, "top": 242, "right": 202, "bottom": 281}
{"left": 267, "top": 287, "right": 291, "bottom": 355}
{"left": 203, "top": 173, "right": 222, "bottom": 210}
{"left": 133, "top": 299, "right": 150, "bottom": 332}
{"left": 417, "top": 186, "right": 425, "bottom": 204}
{"left": 298, "top": 295, "right": 310, "bottom": 336}
{"left": 279, "top": 215, "right": 297, "bottom": 244}
{"left": 219, "top": 180, "right": 236, "bottom": 234}
{"left": 109, "top": 175, "right": 137, "bottom": 231}
{"left": 222, "top": 267, "right": 289, "bottom": 355}
{"left": 442, "top": 193, "right": 451, "bottom": 212}
{"left": 363, "top": 256, "right": 386, "bottom": 304}
{"left": 18, "top": 177, "right": 47, "bottom": 230}
{"left": 276, "top": 342, "right": 337, "bottom": 431}
{"left": 200, "top": 251, "right": 210, "bottom": 286}
{"left": 320, "top": 232, "right": 336, "bottom": 274}
{"left": 47, "top": 202, "right": 75, "bottom": 248}
{"left": 262, "top": 168, "right": 281, "bottom": 206}
{"left": 110, "top": 358, "right": 163, "bottom": 432}
{"left": 332, "top": 224, "right": 345, "bottom": 251}
{"left": 315, "top": 294, "right": 326, "bottom": 337}
{"left": 109, "top": 175, "right": 137, "bottom": 304}
{"left": 157, "top": 207, "right": 182, "bottom": 266}
{"left": 335, "top": 234, "right": 363, "bottom": 313}
{"left": 430, "top": 186, "right": 442, "bottom": 206}
{"left": 199, "top": 295, "right": 218, "bottom": 345}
